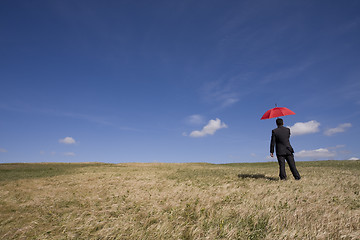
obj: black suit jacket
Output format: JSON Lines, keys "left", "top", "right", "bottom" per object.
{"left": 270, "top": 126, "right": 294, "bottom": 156}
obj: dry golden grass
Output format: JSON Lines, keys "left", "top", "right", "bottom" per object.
{"left": 0, "top": 161, "right": 359, "bottom": 239}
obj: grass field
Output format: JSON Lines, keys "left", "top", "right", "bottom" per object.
{"left": 0, "top": 160, "right": 359, "bottom": 239}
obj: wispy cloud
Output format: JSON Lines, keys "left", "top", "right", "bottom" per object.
{"left": 337, "top": 77, "right": 360, "bottom": 105}
{"left": 260, "top": 61, "right": 314, "bottom": 85}
{"left": 40, "top": 151, "right": 57, "bottom": 156}
{"left": 222, "top": 98, "right": 239, "bottom": 108}
{"left": 186, "top": 114, "right": 205, "bottom": 125}
{"left": 0, "top": 103, "right": 137, "bottom": 131}
{"left": 64, "top": 152, "right": 75, "bottom": 156}
{"left": 201, "top": 72, "right": 256, "bottom": 109}
{"left": 59, "top": 137, "right": 76, "bottom": 144}
{"left": 288, "top": 120, "right": 320, "bottom": 136}
{"left": 189, "top": 118, "right": 228, "bottom": 138}
{"left": 202, "top": 80, "right": 239, "bottom": 108}
{"left": 348, "top": 157, "right": 359, "bottom": 160}
{"left": 0, "top": 148, "right": 7, "bottom": 153}
{"left": 324, "top": 123, "right": 352, "bottom": 136}
{"left": 295, "top": 148, "right": 336, "bottom": 159}
{"left": 327, "top": 145, "right": 346, "bottom": 150}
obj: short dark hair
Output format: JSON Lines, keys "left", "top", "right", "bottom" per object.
{"left": 276, "top": 118, "right": 283, "bottom": 126}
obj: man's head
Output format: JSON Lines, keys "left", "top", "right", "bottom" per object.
{"left": 276, "top": 118, "right": 283, "bottom": 126}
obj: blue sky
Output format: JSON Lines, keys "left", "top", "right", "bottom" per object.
{"left": 1, "top": 0, "right": 359, "bottom": 163}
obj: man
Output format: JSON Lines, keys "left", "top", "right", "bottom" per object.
{"left": 270, "top": 118, "right": 301, "bottom": 180}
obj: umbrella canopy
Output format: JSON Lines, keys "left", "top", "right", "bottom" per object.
{"left": 260, "top": 107, "right": 295, "bottom": 120}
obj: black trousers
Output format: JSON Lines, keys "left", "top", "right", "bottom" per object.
{"left": 277, "top": 154, "right": 301, "bottom": 180}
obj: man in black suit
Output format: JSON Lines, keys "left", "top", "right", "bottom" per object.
{"left": 270, "top": 118, "right": 301, "bottom": 180}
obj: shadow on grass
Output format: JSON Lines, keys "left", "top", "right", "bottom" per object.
{"left": 238, "top": 173, "right": 278, "bottom": 181}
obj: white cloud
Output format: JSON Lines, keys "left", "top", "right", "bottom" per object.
{"left": 0, "top": 148, "right": 7, "bottom": 153}
{"left": 324, "top": 123, "right": 352, "bottom": 136}
{"left": 348, "top": 157, "right": 359, "bottom": 160}
{"left": 295, "top": 148, "right": 336, "bottom": 159}
{"left": 59, "top": 137, "right": 76, "bottom": 144}
{"left": 186, "top": 114, "right": 205, "bottom": 125}
{"left": 288, "top": 120, "right": 320, "bottom": 136}
{"left": 189, "top": 118, "right": 228, "bottom": 138}
{"left": 64, "top": 152, "right": 75, "bottom": 156}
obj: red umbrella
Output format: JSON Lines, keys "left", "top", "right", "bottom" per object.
{"left": 261, "top": 107, "right": 295, "bottom": 120}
